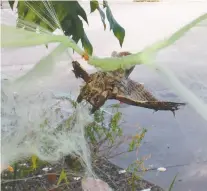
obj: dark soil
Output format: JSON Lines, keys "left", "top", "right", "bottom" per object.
{"left": 1, "top": 157, "right": 164, "bottom": 191}
{"left": 93, "top": 158, "right": 164, "bottom": 191}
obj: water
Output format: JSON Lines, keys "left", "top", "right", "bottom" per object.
{"left": 1, "top": 2, "right": 207, "bottom": 191}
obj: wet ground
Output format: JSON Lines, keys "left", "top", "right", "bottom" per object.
{"left": 1, "top": 2, "right": 207, "bottom": 191}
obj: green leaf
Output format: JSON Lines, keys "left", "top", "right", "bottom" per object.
{"left": 103, "top": 0, "right": 107, "bottom": 8}
{"left": 81, "top": 32, "right": 93, "bottom": 56}
{"left": 8, "top": 0, "right": 15, "bottom": 10}
{"left": 90, "top": 0, "right": 106, "bottom": 30}
{"left": 8, "top": 0, "right": 126, "bottom": 66}
{"left": 57, "top": 169, "right": 68, "bottom": 185}
{"left": 75, "top": 1, "right": 89, "bottom": 24}
{"left": 128, "top": 140, "right": 136, "bottom": 152}
{"left": 104, "top": 2, "right": 125, "bottom": 46}
{"left": 98, "top": 8, "right": 106, "bottom": 30}
{"left": 13, "top": 0, "right": 91, "bottom": 53}
{"left": 90, "top": 0, "right": 99, "bottom": 13}
{"left": 168, "top": 173, "right": 179, "bottom": 191}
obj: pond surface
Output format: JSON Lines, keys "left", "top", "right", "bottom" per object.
{"left": 1, "top": 2, "right": 207, "bottom": 191}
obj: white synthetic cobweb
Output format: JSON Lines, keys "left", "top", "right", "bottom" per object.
{"left": 1, "top": 3, "right": 111, "bottom": 190}
{"left": 1, "top": 83, "right": 94, "bottom": 177}
{"left": 1, "top": 3, "right": 97, "bottom": 180}
{"left": 151, "top": 18, "right": 207, "bottom": 121}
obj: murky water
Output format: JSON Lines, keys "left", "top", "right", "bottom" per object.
{"left": 1, "top": 2, "right": 207, "bottom": 191}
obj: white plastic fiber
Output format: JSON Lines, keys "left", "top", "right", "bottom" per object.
{"left": 151, "top": 18, "right": 207, "bottom": 121}
{"left": 1, "top": 82, "right": 94, "bottom": 177}
{"left": 1, "top": 5, "right": 96, "bottom": 177}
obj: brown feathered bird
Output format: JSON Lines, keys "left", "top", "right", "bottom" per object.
{"left": 72, "top": 51, "right": 186, "bottom": 115}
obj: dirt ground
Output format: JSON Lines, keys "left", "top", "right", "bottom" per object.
{"left": 1, "top": 157, "right": 164, "bottom": 191}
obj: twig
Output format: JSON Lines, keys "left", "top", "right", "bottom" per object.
{"left": 1, "top": 173, "right": 59, "bottom": 184}
{"left": 12, "top": 163, "right": 18, "bottom": 191}
{"left": 106, "top": 150, "right": 134, "bottom": 159}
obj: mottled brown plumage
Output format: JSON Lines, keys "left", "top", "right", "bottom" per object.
{"left": 72, "top": 51, "right": 186, "bottom": 115}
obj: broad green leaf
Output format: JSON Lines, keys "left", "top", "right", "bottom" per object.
{"left": 81, "top": 32, "right": 93, "bottom": 55}
{"left": 74, "top": 1, "right": 88, "bottom": 24}
{"left": 103, "top": 1, "right": 125, "bottom": 46}
{"left": 57, "top": 169, "right": 68, "bottom": 185}
{"left": 8, "top": 0, "right": 124, "bottom": 56}
{"left": 9, "top": 0, "right": 91, "bottom": 53}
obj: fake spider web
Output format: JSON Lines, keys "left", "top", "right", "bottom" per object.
{"left": 151, "top": 18, "right": 207, "bottom": 120}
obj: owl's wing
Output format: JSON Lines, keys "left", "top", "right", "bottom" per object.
{"left": 115, "top": 79, "right": 186, "bottom": 115}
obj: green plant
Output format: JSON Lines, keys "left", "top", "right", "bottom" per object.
{"left": 8, "top": 0, "right": 125, "bottom": 55}
{"left": 1, "top": 95, "right": 148, "bottom": 190}
{"left": 168, "top": 173, "right": 179, "bottom": 191}
{"left": 126, "top": 154, "right": 151, "bottom": 191}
